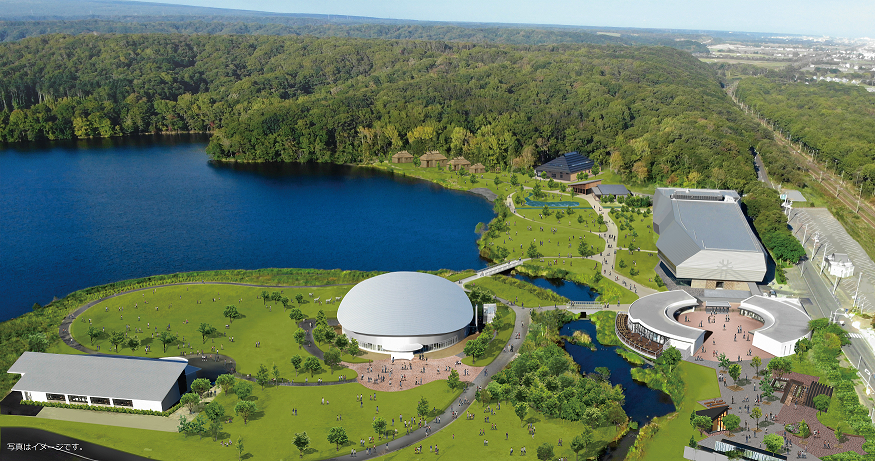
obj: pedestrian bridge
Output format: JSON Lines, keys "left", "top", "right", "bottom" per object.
{"left": 476, "top": 259, "right": 526, "bottom": 278}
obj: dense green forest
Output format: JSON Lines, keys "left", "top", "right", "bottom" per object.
{"left": 735, "top": 78, "right": 875, "bottom": 193}
{"left": 0, "top": 34, "right": 765, "bottom": 189}
{"left": 0, "top": 18, "right": 709, "bottom": 52}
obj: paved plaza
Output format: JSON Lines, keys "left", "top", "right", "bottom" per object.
{"left": 343, "top": 356, "right": 484, "bottom": 392}
{"left": 682, "top": 308, "right": 775, "bottom": 362}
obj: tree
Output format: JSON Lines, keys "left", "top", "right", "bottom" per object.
{"left": 578, "top": 240, "right": 595, "bottom": 258}
{"left": 191, "top": 377, "right": 211, "bottom": 397}
{"left": 158, "top": 331, "right": 177, "bottom": 353}
{"left": 763, "top": 232, "right": 806, "bottom": 264}
{"left": 447, "top": 369, "right": 460, "bottom": 390}
{"left": 813, "top": 394, "right": 830, "bottom": 415}
{"left": 327, "top": 426, "right": 348, "bottom": 451}
{"left": 290, "top": 355, "right": 303, "bottom": 373}
{"left": 303, "top": 356, "right": 322, "bottom": 376}
{"left": 751, "top": 356, "right": 762, "bottom": 376}
{"left": 293, "top": 432, "right": 310, "bottom": 458}
{"left": 203, "top": 400, "right": 226, "bottom": 428}
{"left": 688, "top": 435, "right": 698, "bottom": 449}
{"left": 526, "top": 241, "right": 542, "bottom": 259}
{"left": 594, "top": 367, "right": 611, "bottom": 381}
{"left": 463, "top": 335, "right": 488, "bottom": 363}
{"left": 224, "top": 305, "right": 240, "bottom": 324}
{"left": 763, "top": 433, "right": 783, "bottom": 455}
{"left": 234, "top": 400, "right": 257, "bottom": 425}
{"left": 272, "top": 363, "right": 280, "bottom": 385}
{"left": 280, "top": 296, "right": 290, "bottom": 308}
{"left": 571, "top": 431, "right": 593, "bottom": 461}
{"left": 198, "top": 323, "right": 217, "bottom": 343}
{"left": 417, "top": 396, "right": 429, "bottom": 418}
{"left": 261, "top": 290, "right": 269, "bottom": 305}
{"left": 658, "top": 346, "right": 682, "bottom": 373}
{"left": 346, "top": 338, "right": 360, "bottom": 357}
{"left": 86, "top": 325, "right": 100, "bottom": 345}
{"left": 209, "top": 417, "right": 223, "bottom": 443}
{"left": 751, "top": 406, "right": 762, "bottom": 431}
{"left": 127, "top": 337, "right": 140, "bottom": 351}
{"left": 216, "top": 374, "right": 236, "bottom": 394}
{"left": 181, "top": 392, "right": 200, "bottom": 414}
{"left": 794, "top": 338, "right": 812, "bottom": 361}
{"left": 537, "top": 443, "right": 554, "bottom": 461}
{"left": 177, "top": 414, "right": 206, "bottom": 435}
{"left": 324, "top": 348, "right": 342, "bottom": 371}
{"left": 692, "top": 415, "right": 713, "bottom": 434}
{"left": 723, "top": 414, "right": 740, "bottom": 433}
{"left": 293, "top": 328, "right": 307, "bottom": 348}
{"left": 295, "top": 294, "right": 304, "bottom": 304}
{"left": 237, "top": 437, "right": 244, "bottom": 461}
{"left": 256, "top": 364, "right": 270, "bottom": 390}
{"left": 767, "top": 356, "right": 791, "bottom": 379}
{"left": 289, "top": 307, "right": 304, "bottom": 323}
{"left": 234, "top": 380, "right": 253, "bottom": 401}
{"left": 515, "top": 402, "right": 528, "bottom": 426}
{"left": 728, "top": 363, "right": 741, "bottom": 384}
{"left": 334, "top": 334, "right": 349, "bottom": 350}
{"left": 718, "top": 353, "right": 731, "bottom": 372}
{"left": 798, "top": 419, "right": 811, "bottom": 438}
{"left": 109, "top": 331, "right": 125, "bottom": 352}
{"left": 271, "top": 291, "right": 282, "bottom": 305}
{"left": 372, "top": 417, "right": 387, "bottom": 440}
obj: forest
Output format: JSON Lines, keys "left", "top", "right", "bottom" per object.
{"left": 0, "top": 34, "right": 766, "bottom": 190}
{"left": 735, "top": 77, "right": 875, "bottom": 194}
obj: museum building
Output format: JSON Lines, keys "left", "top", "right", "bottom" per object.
{"left": 336, "top": 272, "right": 473, "bottom": 360}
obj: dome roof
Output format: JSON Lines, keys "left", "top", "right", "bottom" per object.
{"left": 337, "top": 272, "right": 473, "bottom": 336}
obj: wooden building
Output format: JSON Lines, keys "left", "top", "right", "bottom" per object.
{"left": 695, "top": 405, "right": 729, "bottom": 433}
{"left": 570, "top": 179, "right": 602, "bottom": 195}
{"left": 419, "top": 151, "right": 448, "bottom": 168}
{"left": 469, "top": 163, "right": 486, "bottom": 174}
{"left": 448, "top": 157, "right": 472, "bottom": 171}
{"left": 391, "top": 151, "right": 414, "bottom": 164}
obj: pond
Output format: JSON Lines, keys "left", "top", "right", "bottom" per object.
{"left": 511, "top": 274, "right": 598, "bottom": 301}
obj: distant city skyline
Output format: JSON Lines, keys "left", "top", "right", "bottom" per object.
{"left": 121, "top": 0, "right": 874, "bottom": 38}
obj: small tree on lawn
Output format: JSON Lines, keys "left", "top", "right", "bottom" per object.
{"left": 293, "top": 328, "right": 306, "bottom": 348}
{"left": 571, "top": 431, "right": 593, "bottom": 461}
{"left": 237, "top": 437, "right": 244, "bottom": 461}
{"left": 334, "top": 334, "right": 349, "bottom": 351}
{"left": 181, "top": 392, "right": 200, "bottom": 414}
{"left": 203, "top": 401, "right": 226, "bottom": 441}
{"left": 527, "top": 242, "right": 542, "bottom": 259}
{"left": 234, "top": 380, "right": 253, "bottom": 401}
{"left": 347, "top": 338, "right": 360, "bottom": 357}
{"left": 515, "top": 402, "right": 528, "bottom": 426}
{"left": 127, "top": 337, "right": 140, "bottom": 351}
{"left": 537, "top": 442, "right": 554, "bottom": 461}
{"left": 303, "top": 356, "right": 322, "bottom": 377}
{"left": 798, "top": 419, "right": 811, "bottom": 438}
{"left": 372, "top": 417, "right": 387, "bottom": 440}
{"left": 463, "top": 335, "right": 488, "bottom": 363}
{"left": 234, "top": 400, "right": 257, "bottom": 425}
{"left": 289, "top": 307, "right": 304, "bottom": 323}
{"left": 198, "top": 323, "right": 216, "bottom": 343}
{"left": 293, "top": 432, "right": 310, "bottom": 458}
{"left": 728, "top": 363, "right": 741, "bottom": 385}
{"left": 177, "top": 414, "right": 206, "bottom": 435}
{"left": 417, "top": 396, "right": 429, "bottom": 419}
{"left": 256, "top": 364, "right": 270, "bottom": 390}
{"left": 763, "top": 433, "right": 783, "bottom": 456}
{"left": 324, "top": 348, "right": 342, "bottom": 372}
{"left": 813, "top": 394, "right": 830, "bottom": 415}
{"left": 751, "top": 356, "right": 762, "bottom": 376}
{"left": 658, "top": 346, "right": 683, "bottom": 373}
{"left": 751, "top": 406, "right": 762, "bottom": 431}
{"left": 327, "top": 426, "right": 348, "bottom": 451}
{"left": 158, "top": 331, "right": 177, "bottom": 353}
{"left": 290, "top": 355, "right": 303, "bottom": 374}
{"left": 224, "top": 305, "right": 240, "bottom": 324}
{"left": 110, "top": 331, "right": 125, "bottom": 352}
{"left": 723, "top": 414, "right": 740, "bottom": 433}
{"left": 280, "top": 296, "right": 290, "bottom": 309}
{"left": 191, "top": 377, "right": 211, "bottom": 397}
{"left": 272, "top": 363, "right": 280, "bottom": 385}
{"left": 447, "top": 369, "right": 460, "bottom": 390}
{"left": 692, "top": 415, "right": 713, "bottom": 435}
{"left": 216, "top": 374, "right": 235, "bottom": 394}
{"left": 260, "top": 290, "right": 269, "bottom": 305}
{"left": 87, "top": 325, "right": 100, "bottom": 345}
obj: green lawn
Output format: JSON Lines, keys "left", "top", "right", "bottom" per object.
{"left": 639, "top": 362, "right": 721, "bottom": 461}
{"left": 791, "top": 351, "right": 864, "bottom": 435}
{"left": 466, "top": 278, "right": 564, "bottom": 309}
{"left": 588, "top": 311, "right": 621, "bottom": 346}
{"left": 1, "top": 380, "right": 461, "bottom": 460}
{"left": 70, "top": 283, "right": 357, "bottom": 377}
{"left": 377, "top": 162, "right": 540, "bottom": 198}
{"left": 444, "top": 270, "right": 476, "bottom": 282}
{"left": 462, "top": 306, "right": 516, "bottom": 366}
{"left": 614, "top": 251, "right": 665, "bottom": 291}
{"left": 615, "top": 209, "right": 656, "bottom": 252}
{"left": 516, "top": 259, "right": 640, "bottom": 304}
{"left": 591, "top": 170, "right": 656, "bottom": 195}
{"left": 381, "top": 397, "right": 622, "bottom": 461}
{"left": 481, "top": 206, "right": 606, "bottom": 262}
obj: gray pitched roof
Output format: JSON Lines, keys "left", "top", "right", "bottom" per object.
{"left": 593, "top": 184, "right": 630, "bottom": 196}
{"left": 535, "top": 152, "right": 594, "bottom": 174}
{"left": 782, "top": 190, "right": 807, "bottom": 202}
{"left": 9, "top": 352, "right": 191, "bottom": 401}
{"left": 337, "top": 272, "right": 473, "bottom": 336}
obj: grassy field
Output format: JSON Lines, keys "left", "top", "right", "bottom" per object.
{"left": 481, "top": 206, "right": 606, "bottom": 262}
{"left": 614, "top": 251, "right": 665, "bottom": 291}
{"left": 1, "top": 380, "right": 461, "bottom": 460}
{"left": 589, "top": 311, "right": 621, "bottom": 346}
{"left": 515, "top": 259, "right": 639, "bottom": 304}
{"left": 616, "top": 209, "right": 656, "bottom": 252}
{"left": 375, "top": 162, "right": 540, "bottom": 199}
{"left": 380, "top": 397, "right": 622, "bottom": 461}
{"left": 462, "top": 306, "right": 516, "bottom": 366}
{"left": 70, "top": 283, "right": 358, "bottom": 377}
{"left": 465, "top": 278, "right": 562, "bottom": 309}
{"left": 638, "top": 362, "right": 721, "bottom": 461}
{"left": 592, "top": 170, "right": 656, "bottom": 195}
{"left": 444, "top": 270, "right": 476, "bottom": 282}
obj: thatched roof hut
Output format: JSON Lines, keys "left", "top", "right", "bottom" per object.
{"left": 391, "top": 151, "right": 414, "bottom": 164}
{"left": 419, "top": 151, "right": 448, "bottom": 168}
{"left": 448, "top": 157, "right": 472, "bottom": 171}
{"left": 469, "top": 163, "right": 486, "bottom": 174}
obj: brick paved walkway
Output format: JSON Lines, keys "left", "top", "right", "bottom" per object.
{"left": 343, "top": 356, "right": 483, "bottom": 392}
{"left": 682, "top": 308, "right": 775, "bottom": 362}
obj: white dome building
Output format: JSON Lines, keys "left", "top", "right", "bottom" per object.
{"left": 337, "top": 272, "right": 473, "bottom": 359}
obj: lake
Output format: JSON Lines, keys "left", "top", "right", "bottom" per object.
{"left": 0, "top": 135, "right": 494, "bottom": 322}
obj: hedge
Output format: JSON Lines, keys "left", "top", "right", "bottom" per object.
{"left": 20, "top": 399, "right": 183, "bottom": 417}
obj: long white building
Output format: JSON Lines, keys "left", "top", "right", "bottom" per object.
{"left": 653, "top": 188, "right": 767, "bottom": 287}
{"left": 8, "top": 352, "right": 200, "bottom": 411}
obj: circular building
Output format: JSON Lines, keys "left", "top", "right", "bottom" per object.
{"left": 337, "top": 272, "right": 473, "bottom": 359}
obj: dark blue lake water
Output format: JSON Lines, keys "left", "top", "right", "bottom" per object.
{"left": 511, "top": 274, "right": 598, "bottom": 301}
{"left": 0, "top": 135, "right": 494, "bottom": 322}
{"left": 560, "top": 319, "right": 675, "bottom": 425}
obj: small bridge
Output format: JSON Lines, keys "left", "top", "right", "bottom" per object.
{"left": 476, "top": 259, "right": 526, "bottom": 278}
{"left": 566, "top": 301, "right": 604, "bottom": 310}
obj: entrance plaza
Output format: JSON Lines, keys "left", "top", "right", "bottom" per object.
{"left": 682, "top": 307, "right": 776, "bottom": 362}
{"left": 343, "top": 355, "right": 483, "bottom": 392}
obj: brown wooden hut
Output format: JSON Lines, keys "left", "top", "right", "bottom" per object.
{"left": 419, "top": 151, "right": 448, "bottom": 168}
{"left": 448, "top": 157, "right": 472, "bottom": 171}
{"left": 391, "top": 151, "right": 414, "bottom": 164}
{"left": 469, "top": 163, "right": 486, "bottom": 174}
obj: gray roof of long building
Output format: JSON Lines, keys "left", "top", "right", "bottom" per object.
{"left": 627, "top": 291, "right": 704, "bottom": 340}
{"left": 535, "top": 152, "right": 594, "bottom": 174}
{"left": 783, "top": 190, "right": 807, "bottom": 202}
{"left": 593, "top": 184, "right": 630, "bottom": 196}
{"left": 8, "top": 352, "right": 192, "bottom": 401}
{"left": 741, "top": 296, "right": 811, "bottom": 343}
{"left": 337, "top": 272, "right": 473, "bottom": 336}
{"left": 670, "top": 200, "right": 762, "bottom": 252}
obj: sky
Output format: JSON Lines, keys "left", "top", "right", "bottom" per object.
{"left": 129, "top": 0, "right": 874, "bottom": 38}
